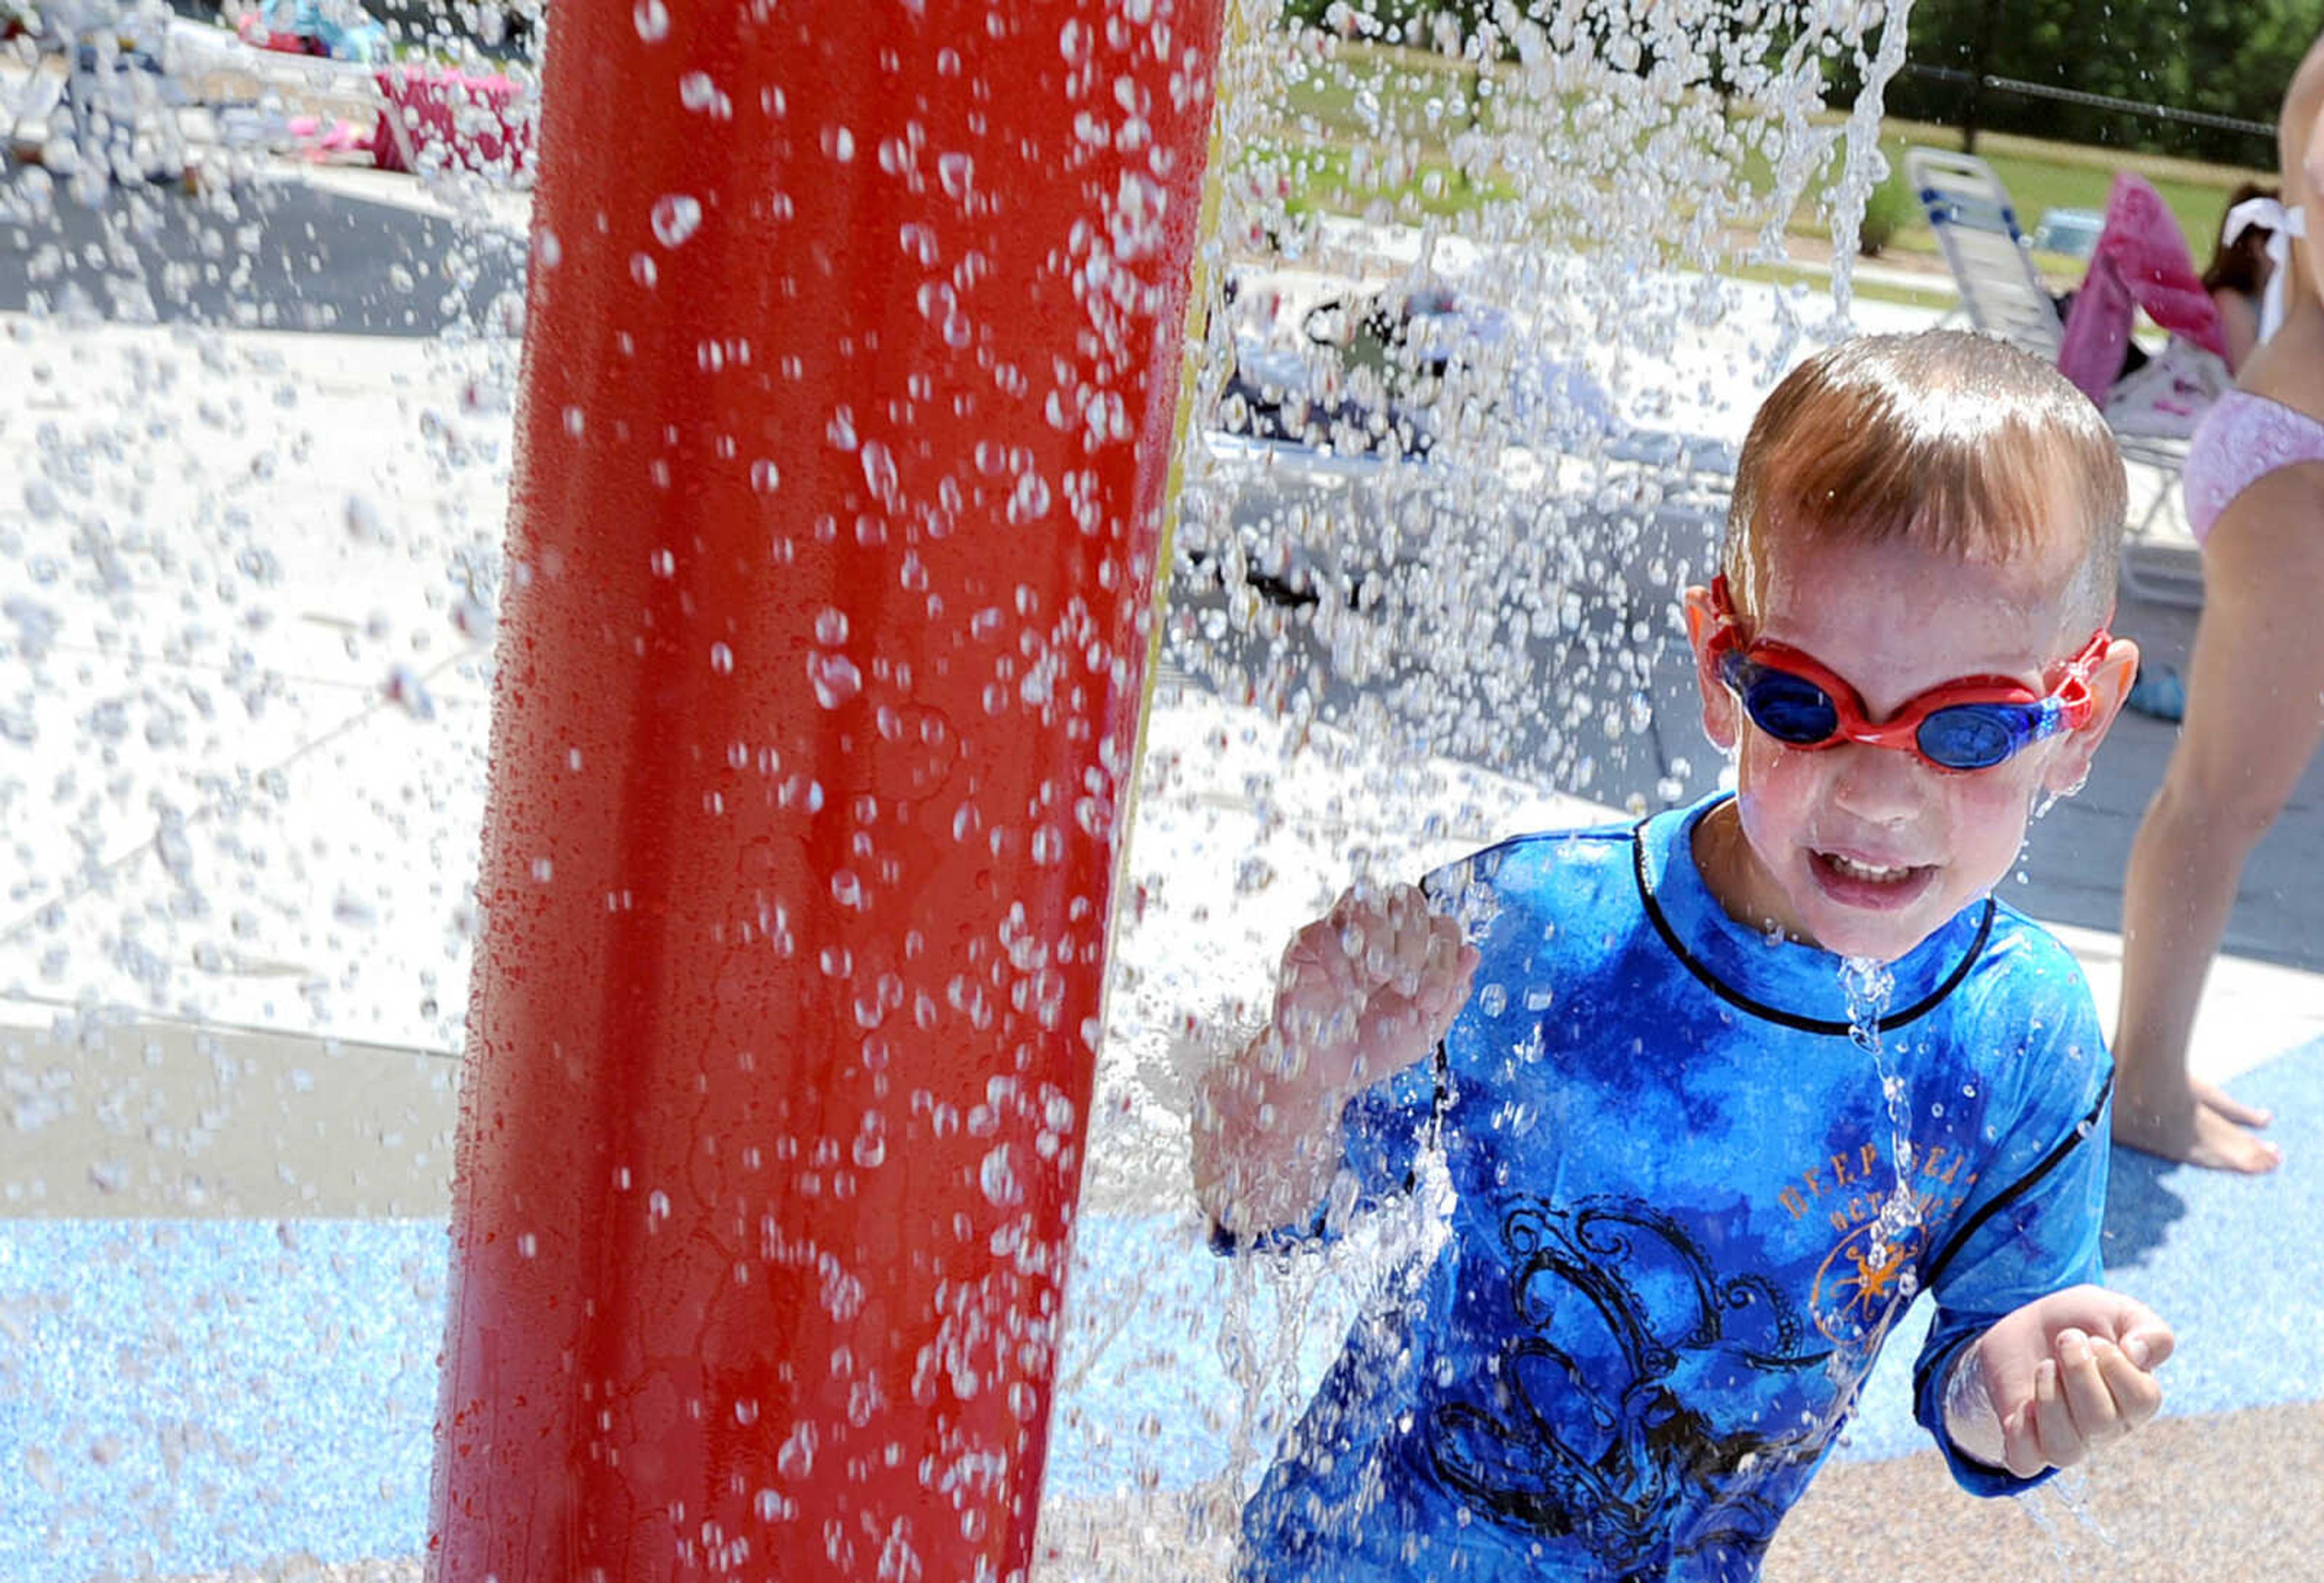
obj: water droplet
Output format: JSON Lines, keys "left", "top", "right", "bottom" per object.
{"left": 1006, "top": 471, "right": 1052, "bottom": 524}
{"left": 860, "top": 439, "right": 898, "bottom": 500}
{"left": 776, "top": 1423, "right": 816, "bottom": 1480}
{"left": 710, "top": 642, "right": 735, "bottom": 675}
{"left": 899, "top": 221, "right": 939, "bottom": 266}
{"left": 632, "top": 0, "right": 669, "bottom": 39}
{"left": 385, "top": 664, "right": 436, "bottom": 721}
{"left": 345, "top": 494, "right": 384, "bottom": 542}
{"left": 979, "top": 1143, "right": 1023, "bottom": 1207}
{"left": 652, "top": 194, "right": 702, "bottom": 248}
{"left": 852, "top": 1116, "right": 887, "bottom": 1168}
{"left": 807, "top": 652, "right": 862, "bottom": 708}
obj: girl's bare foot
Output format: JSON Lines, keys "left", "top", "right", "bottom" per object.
{"left": 2192, "top": 1077, "right": 2273, "bottom": 1131}
{"left": 2113, "top": 1086, "right": 2282, "bottom": 1173}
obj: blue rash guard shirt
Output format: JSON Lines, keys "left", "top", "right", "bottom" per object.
{"left": 1233, "top": 795, "right": 2113, "bottom": 1583}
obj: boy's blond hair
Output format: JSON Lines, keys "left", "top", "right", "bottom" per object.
{"left": 1721, "top": 331, "right": 2126, "bottom": 632}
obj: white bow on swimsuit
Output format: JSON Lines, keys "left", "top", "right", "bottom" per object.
{"left": 2227, "top": 196, "right": 2307, "bottom": 345}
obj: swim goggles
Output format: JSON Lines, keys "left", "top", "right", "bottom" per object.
{"left": 1705, "top": 576, "right": 2112, "bottom": 773}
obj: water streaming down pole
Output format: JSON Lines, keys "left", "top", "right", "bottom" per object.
{"left": 425, "top": 1, "right": 1224, "bottom": 1576}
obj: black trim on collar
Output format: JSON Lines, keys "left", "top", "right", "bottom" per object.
{"left": 1630, "top": 800, "right": 1995, "bottom": 1037}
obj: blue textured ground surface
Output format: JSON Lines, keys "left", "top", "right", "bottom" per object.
{"left": 4, "top": 1038, "right": 2316, "bottom": 1582}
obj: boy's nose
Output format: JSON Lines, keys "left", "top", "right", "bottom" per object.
{"left": 1827, "top": 739, "right": 1932, "bottom": 825}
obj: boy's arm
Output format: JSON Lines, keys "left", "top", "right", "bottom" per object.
{"left": 1190, "top": 1031, "right": 1362, "bottom": 1239}
{"left": 1909, "top": 951, "right": 2127, "bottom": 1495}
{"left": 1190, "top": 883, "right": 1477, "bottom": 1242}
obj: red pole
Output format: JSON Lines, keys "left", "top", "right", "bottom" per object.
{"left": 426, "top": 2, "right": 1223, "bottom": 1577}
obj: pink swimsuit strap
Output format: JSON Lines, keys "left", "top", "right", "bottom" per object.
{"left": 2184, "top": 389, "right": 2324, "bottom": 546}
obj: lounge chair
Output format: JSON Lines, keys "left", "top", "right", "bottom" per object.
{"left": 1905, "top": 147, "right": 2207, "bottom": 609}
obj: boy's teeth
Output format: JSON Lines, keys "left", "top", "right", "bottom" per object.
{"left": 1828, "top": 854, "right": 1910, "bottom": 881}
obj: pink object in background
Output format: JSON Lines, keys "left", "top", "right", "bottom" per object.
{"left": 286, "top": 114, "right": 367, "bottom": 159}
{"left": 235, "top": 12, "right": 326, "bottom": 56}
{"left": 2058, "top": 171, "right": 2228, "bottom": 403}
{"left": 369, "top": 68, "right": 532, "bottom": 175}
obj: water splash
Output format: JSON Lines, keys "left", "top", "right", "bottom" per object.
{"left": 1839, "top": 954, "right": 1920, "bottom": 1271}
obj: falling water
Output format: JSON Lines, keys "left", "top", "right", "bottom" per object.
{"left": 1840, "top": 952, "right": 1922, "bottom": 1273}
{"left": 1097, "top": 3, "right": 1926, "bottom": 1553}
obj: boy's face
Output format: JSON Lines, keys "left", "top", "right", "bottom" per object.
{"left": 1682, "top": 521, "right": 2137, "bottom": 963}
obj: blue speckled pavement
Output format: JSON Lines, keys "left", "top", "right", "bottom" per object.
{"left": 1, "top": 1041, "right": 2316, "bottom": 1581}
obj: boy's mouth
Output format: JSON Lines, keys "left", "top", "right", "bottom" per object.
{"left": 1822, "top": 852, "right": 1917, "bottom": 883}
{"left": 1810, "top": 848, "right": 1937, "bottom": 909}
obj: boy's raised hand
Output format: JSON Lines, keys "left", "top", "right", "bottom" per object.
{"left": 1193, "top": 883, "right": 1478, "bottom": 1237}
{"left": 1272, "top": 882, "right": 1480, "bottom": 1106}
{"left": 1950, "top": 1285, "right": 2175, "bottom": 1478}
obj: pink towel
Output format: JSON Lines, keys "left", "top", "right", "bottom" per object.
{"left": 2057, "top": 172, "right": 2228, "bottom": 403}
{"left": 370, "top": 67, "right": 533, "bottom": 175}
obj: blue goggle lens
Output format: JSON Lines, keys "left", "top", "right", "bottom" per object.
{"left": 1724, "top": 657, "right": 1839, "bottom": 746}
{"left": 1916, "top": 707, "right": 2025, "bottom": 771}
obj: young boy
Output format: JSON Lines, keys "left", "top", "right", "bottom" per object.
{"left": 1193, "top": 331, "right": 2175, "bottom": 1581}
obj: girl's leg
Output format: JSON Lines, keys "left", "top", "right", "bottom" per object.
{"left": 2113, "top": 465, "right": 2324, "bottom": 1171}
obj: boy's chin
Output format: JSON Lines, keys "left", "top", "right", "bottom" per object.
{"left": 1807, "top": 926, "right": 1925, "bottom": 965}
{"left": 1791, "top": 894, "right": 1948, "bottom": 963}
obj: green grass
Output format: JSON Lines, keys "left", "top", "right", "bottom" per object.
{"left": 1273, "top": 39, "right": 1490, "bottom": 149}
{"left": 1855, "top": 122, "right": 2263, "bottom": 271}
{"left": 1242, "top": 38, "right": 2273, "bottom": 278}
{"left": 1261, "top": 142, "right": 1519, "bottom": 220}
{"left": 1732, "top": 260, "right": 1960, "bottom": 313}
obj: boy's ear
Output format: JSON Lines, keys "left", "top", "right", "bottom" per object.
{"left": 2043, "top": 635, "right": 2140, "bottom": 796}
{"left": 1682, "top": 585, "right": 1739, "bottom": 752}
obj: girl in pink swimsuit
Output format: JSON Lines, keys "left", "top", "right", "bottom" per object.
{"left": 2113, "top": 49, "right": 2324, "bottom": 1178}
